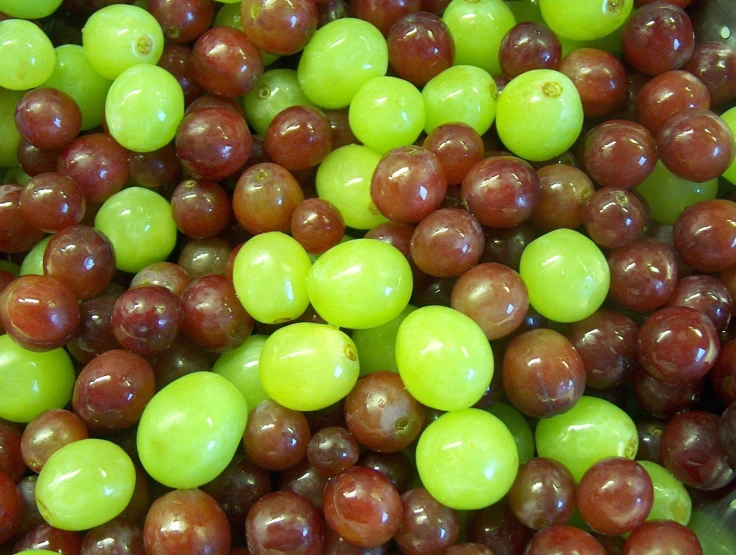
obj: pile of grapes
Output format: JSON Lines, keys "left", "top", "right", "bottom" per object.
{"left": 1, "top": 0, "right": 736, "bottom": 553}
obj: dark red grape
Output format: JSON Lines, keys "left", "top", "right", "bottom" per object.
{"left": 14, "top": 87, "right": 82, "bottom": 150}
{"left": 466, "top": 500, "right": 534, "bottom": 555}
{"left": 481, "top": 223, "right": 536, "bottom": 271}
{"left": 387, "top": 12, "right": 454, "bottom": 86}
{"left": 149, "top": 0, "right": 214, "bottom": 44}
{"left": 583, "top": 188, "right": 647, "bottom": 249}
{"left": 241, "top": 0, "right": 318, "bottom": 55}
{"left": 674, "top": 200, "right": 736, "bottom": 274}
{"left": 17, "top": 140, "right": 62, "bottom": 177}
{"left": 357, "top": 451, "right": 415, "bottom": 495}
{"left": 19, "top": 172, "right": 85, "bottom": 232}
{"left": 531, "top": 163, "right": 594, "bottom": 231}
{"left": 558, "top": 48, "right": 628, "bottom": 117}
{"left": 171, "top": 179, "right": 232, "bottom": 239}
{"left": 246, "top": 491, "right": 324, "bottom": 555}
{"left": 351, "top": 0, "right": 420, "bottom": 37}
{"left": 525, "top": 525, "right": 606, "bottom": 555}
{"left": 636, "top": 70, "right": 710, "bottom": 135}
{"left": 67, "top": 294, "right": 120, "bottom": 362}
{"left": 80, "top": 517, "right": 144, "bottom": 555}
{"left": 291, "top": 198, "right": 346, "bottom": 254}
{"left": 278, "top": 458, "right": 328, "bottom": 510}
{"left": 508, "top": 457, "right": 576, "bottom": 530}
{"left": 13, "top": 522, "right": 82, "bottom": 555}
{"left": 0, "top": 470, "right": 21, "bottom": 543}
{"left": 307, "top": 426, "right": 359, "bottom": 478}
{"left": 243, "top": 400, "right": 311, "bottom": 472}
{"left": 622, "top": 520, "right": 702, "bottom": 554}
{"left": 683, "top": 42, "right": 736, "bottom": 107}
{"left": 177, "top": 237, "right": 232, "bottom": 279}
{"left": 128, "top": 143, "right": 180, "bottom": 190}
{"left": 499, "top": 22, "right": 561, "bottom": 78}
{"left": 423, "top": 123, "right": 484, "bottom": 186}
{"left": 0, "top": 184, "right": 47, "bottom": 253}
{"left": 393, "top": 488, "right": 459, "bottom": 555}
{"left": 665, "top": 274, "right": 732, "bottom": 332}
{"left": 322, "top": 527, "right": 388, "bottom": 554}
{"left": 265, "top": 105, "right": 333, "bottom": 171}
{"left": 158, "top": 43, "right": 204, "bottom": 106}
{"left": 147, "top": 337, "right": 211, "bottom": 390}
{"left": 130, "top": 262, "right": 190, "bottom": 298}
{"left": 632, "top": 365, "right": 704, "bottom": 419}
{"left": 20, "top": 409, "right": 88, "bottom": 473}
{"left": 712, "top": 339, "right": 736, "bottom": 406}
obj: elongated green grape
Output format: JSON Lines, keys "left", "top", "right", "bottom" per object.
{"left": 259, "top": 323, "right": 360, "bottom": 411}
{"left": 232, "top": 232, "right": 311, "bottom": 324}
{"left": 244, "top": 69, "right": 315, "bottom": 136}
{"left": 487, "top": 403, "right": 535, "bottom": 466}
{"left": 20, "top": 236, "right": 51, "bottom": 276}
{"left": 137, "top": 372, "right": 248, "bottom": 488}
{"left": 82, "top": 4, "right": 164, "bottom": 80}
{"left": 0, "top": 335, "right": 75, "bottom": 423}
{"left": 718, "top": 107, "right": 736, "bottom": 185}
{"left": 316, "top": 144, "right": 388, "bottom": 230}
{"left": 536, "top": 396, "right": 638, "bottom": 482}
{"left": 416, "top": 408, "right": 518, "bottom": 510}
{"left": 94, "top": 187, "right": 177, "bottom": 273}
{"left": 519, "top": 228, "right": 609, "bottom": 323}
{"left": 213, "top": 335, "right": 270, "bottom": 412}
{"left": 540, "top": 0, "right": 633, "bottom": 41}
{"left": 638, "top": 461, "right": 691, "bottom": 526}
{"left": 35, "top": 439, "right": 135, "bottom": 531}
{"left": 0, "top": 20, "right": 56, "bottom": 90}
{"left": 298, "top": 18, "right": 388, "bottom": 109}
{"left": 0, "top": 0, "right": 62, "bottom": 18}
{"left": 352, "top": 304, "right": 417, "bottom": 376}
{"left": 0, "top": 88, "right": 24, "bottom": 167}
{"left": 396, "top": 306, "right": 493, "bottom": 411}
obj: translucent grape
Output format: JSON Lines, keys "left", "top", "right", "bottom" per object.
{"left": 487, "top": 402, "right": 535, "bottom": 466}
{"left": 213, "top": 335, "right": 270, "bottom": 412}
{"left": 0, "top": 0, "right": 63, "bottom": 18}
{"left": 540, "top": 0, "right": 633, "bottom": 41}
{"left": 638, "top": 461, "right": 692, "bottom": 526}
{"left": 19, "top": 236, "right": 51, "bottom": 277}
{"left": 720, "top": 106, "right": 736, "bottom": 185}
{"left": 352, "top": 304, "right": 417, "bottom": 376}
{"left": 0, "top": 19, "right": 56, "bottom": 90}
{"left": 0, "top": 88, "right": 23, "bottom": 167}
{"left": 243, "top": 68, "right": 315, "bottom": 136}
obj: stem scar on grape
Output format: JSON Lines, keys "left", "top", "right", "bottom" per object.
{"left": 543, "top": 82, "right": 562, "bottom": 98}
{"left": 137, "top": 36, "right": 153, "bottom": 55}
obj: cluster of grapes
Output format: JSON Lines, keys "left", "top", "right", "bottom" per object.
{"left": 1, "top": 0, "right": 736, "bottom": 554}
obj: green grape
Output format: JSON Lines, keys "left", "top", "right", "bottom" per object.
{"left": 535, "top": 396, "right": 638, "bottom": 482}
{"left": 0, "top": 260, "right": 20, "bottom": 275}
{"left": 4, "top": 165, "right": 30, "bottom": 185}
{"left": 316, "top": 144, "right": 388, "bottom": 229}
{"left": 349, "top": 76, "right": 425, "bottom": 154}
{"left": 232, "top": 232, "right": 311, "bottom": 324}
{"left": 486, "top": 403, "right": 535, "bottom": 466}
{"left": 0, "top": 88, "right": 23, "bottom": 167}
{"left": 496, "top": 69, "right": 584, "bottom": 161}
{"left": 352, "top": 304, "right": 417, "bottom": 376}
{"left": 416, "top": 408, "right": 518, "bottom": 510}
{"left": 396, "top": 305, "right": 494, "bottom": 411}
{"left": 214, "top": 1, "right": 244, "bottom": 28}
{"left": 540, "top": 0, "right": 633, "bottom": 41}
{"left": 0, "top": 19, "right": 56, "bottom": 90}
{"left": 213, "top": 335, "right": 271, "bottom": 412}
{"left": 505, "top": 0, "right": 542, "bottom": 22}
{"left": 422, "top": 65, "right": 498, "bottom": 136}
{"left": 259, "top": 323, "right": 360, "bottom": 411}
{"left": 94, "top": 187, "right": 177, "bottom": 273}
{"left": 307, "top": 239, "right": 413, "bottom": 329}
{"left": 298, "top": 18, "right": 388, "bottom": 109}
{"left": 244, "top": 69, "right": 315, "bottom": 136}
{"left": 15, "top": 551, "right": 58, "bottom": 555}
{"left": 19, "top": 236, "right": 51, "bottom": 276}
{"left": 0, "top": 335, "right": 75, "bottom": 423}
{"left": 559, "top": 27, "right": 623, "bottom": 56}
{"left": 635, "top": 161, "right": 719, "bottom": 225}
{"left": 82, "top": 4, "right": 164, "bottom": 80}
{"left": 442, "top": 0, "right": 516, "bottom": 76}
{"left": 106, "top": 65, "right": 184, "bottom": 153}
{"left": 638, "top": 461, "right": 691, "bottom": 526}
{"left": 719, "top": 106, "right": 736, "bottom": 185}
{"left": 35, "top": 439, "right": 135, "bottom": 531}
{"left": 519, "top": 228, "right": 609, "bottom": 323}
{"left": 137, "top": 372, "right": 248, "bottom": 489}
{"left": 0, "top": 0, "right": 62, "bottom": 18}
{"left": 42, "top": 45, "right": 113, "bottom": 131}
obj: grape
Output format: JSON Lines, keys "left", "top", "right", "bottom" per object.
{"left": 241, "top": 0, "right": 318, "bottom": 56}
{"left": 638, "top": 461, "right": 691, "bottom": 526}
{"left": 137, "top": 371, "right": 248, "bottom": 488}
{"left": 243, "top": 68, "right": 315, "bottom": 136}
{"left": 721, "top": 106, "right": 736, "bottom": 185}
{"left": 0, "top": 88, "right": 23, "bottom": 167}
{"left": 247, "top": 491, "right": 324, "bottom": 554}
{"left": 496, "top": 69, "right": 584, "bottom": 161}
{"left": 244, "top": 400, "right": 310, "bottom": 471}
{"left": 508, "top": 457, "right": 576, "bottom": 530}
{"left": 0, "top": 19, "right": 55, "bottom": 91}
{"left": 35, "top": 439, "right": 135, "bottom": 531}
{"left": 396, "top": 305, "right": 493, "bottom": 411}
{"left": 19, "top": 236, "right": 52, "bottom": 277}
{"left": 486, "top": 402, "right": 535, "bottom": 466}
{"left": 212, "top": 335, "right": 270, "bottom": 411}
{"left": 352, "top": 304, "right": 417, "bottom": 376}
{"left": 416, "top": 408, "right": 518, "bottom": 510}
{"left": 259, "top": 323, "right": 359, "bottom": 411}
{"left": 0, "top": 0, "right": 63, "bottom": 18}
{"left": 540, "top": 0, "right": 633, "bottom": 41}
{"left": 394, "top": 488, "right": 460, "bottom": 555}
{"left": 21, "top": 409, "right": 89, "bottom": 474}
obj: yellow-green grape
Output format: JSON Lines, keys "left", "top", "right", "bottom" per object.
{"left": 19, "top": 236, "right": 51, "bottom": 276}
{"left": 298, "top": 18, "right": 388, "bottom": 109}
{"left": 35, "top": 439, "right": 135, "bottom": 531}
{"left": 559, "top": 27, "right": 623, "bottom": 56}
{"left": 639, "top": 461, "right": 692, "bottom": 526}
{"left": 0, "top": 88, "right": 23, "bottom": 167}
{"left": 259, "top": 323, "right": 360, "bottom": 411}
{"left": 316, "top": 144, "right": 388, "bottom": 229}
{"left": 720, "top": 106, "right": 736, "bottom": 185}
{"left": 137, "top": 372, "right": 248, "bottom": 489}
{"left": 244, "top": 69, "right": 315, "bottom": 136}
{"left": 349, "top": 76, "right": 425, "bottom": 154}
{"left": 16, "top": 551, "right": 58, "bottom": 555}
{"left": 496, "top": 69, "right": 583, "bottom": 161}
{"left": 635, "top": 161, "right": 719, "bottom": 225}
{"left": 416, "top": 408, "right": 519, "bottom": 510}
{"left": 232, "top": 232, "right": 311, "bottom": 324}
{"left": 505, "top": 0, "right": 542, "bottom": 22}
{"left": 422, "top": 65, "right": 498, "bottom": 136}
{"left": 41, "top": 45, "right": 112, "bottom": 131}
{"left": 487, "top": 402, "right": 535, "bottom": 466}
{"left": 4, "top": 165, "right": 30, "bottom": 185}
{"left": 82, "top": 4, "right": 164, "bottom": 80}
{"left": 0, "top": 0, "right": 62, "bottom": 19}
{"left": 352, "top": 304, "right": 417, "bottom": 376}
{"left": 0, "top": 20, "right": 56, "bottom": 90}
{"left": 520, "top": 228, "right": 609, "bottom": 323}
{"left": 396, "top": 305, "right": 494, "bottom": 411}
{"left": 213, "top": 335, "right": 271, "bottom": 412}
{"left": 443, "top": 0, "right": 515, "bottom": 76}
{"left": 0, "top": 335, "right": 75, "bottom": 423}
{"left": 307, "top": 239, "right": 413, "bottom": 329}
{"left": 214, "top": 1, "right": 243, "bottom": 28}
{"left": 540, "top": 0, "right": 633, "bottom": 41}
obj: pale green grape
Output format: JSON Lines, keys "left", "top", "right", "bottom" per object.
{"left": 298, "top": 18, "right": 388, "bottom": 109}
{"left": 443, "top": 0, "right": 516, "bottom": 76}
{"left": 416, "top": 408, "right": 518, "bottom": 510}
{"left": 536, "top": 396, "right": 638, "bottom": 482}
{"left": 42, "top": 45, "right": 112, "bottom": 131}
{"left": 349, "top": 76, "right": 425, "bottom": 154}
{"left": 496, "top": 69, "right": 583, "bottom": 161}
{"left": 0, "top": 260, "right": 20, "bottom": 275}
{"left": 0, "top": 335, "right": 75, "bottom": 423}
{"left": 316, "top": 144, "right": 388, "bottom": 229}
{"left": 82, "top": 4, "right": 164, "bottom": 80}
{"left": 106, "top": 65, "right": 184, "bottom": 153}
{"left": 422, "top": 65, "right": 498, "bottom": 135}
{"left": 137, "top": 372, "right": 248, "bottom": 488}
{"left": 719, "top": 106, "right": 736, "bottom": 185}
{"left": 20, "top": 236, "right": 51, "bottom": 276}
{"left": 214, "top": 1, "right": 244, "bottom": 28}
{"left": 35, "top": 439, "right": 135, "bottom": 531}
{"left": 0, "top": 0, "right": 62, "bottom": 19}
{"left": 519, "top": 228, "right": 609, "bottom": 323}
{"left": 259, "top": 323, "right": 360, "bottom": 411}
{"left": 213, "top": 335, "right": 271, "bottom": 412}
{"left": 505, "top": 0, "right": 542, "bottom": 22}
{"left": 244, "top": 69, "right": 315, "bottom": 136}
{"left": 396, "top": 306, "right": 494, "bottom": 411}
{"left": 94, "top": 187, "right": 177, "bottom": 273}
{"left": 0, "top": 20, "right": 56, "bottom": 90}
{"left": 0, "top": 88, "right": 23, "bottom": 167}
{"left": 352, "top": 304, "right": 417, "bottom": 376}
{"left": 639, "top": 461, "right": 691, "bottom": 526}
{"left": 487, "top": 403, "right": 535, "bottom": 466}
{"left": 232, "top": 232, "right": 311, "bottom": 324}
{"left": 307, "top": 239, "right": 413, "bottom": 329}
{"left": 540, "top": 0, "right": 633, "bottom": 41}
{"left": 635, "top": 161, "right": 719, "bottom": 225}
